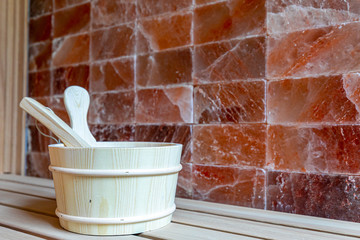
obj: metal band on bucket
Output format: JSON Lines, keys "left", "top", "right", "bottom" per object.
{"left": 55, "top": 204, "right": 176, "bottom": 224}
{"left": 48, "top": 164, "right": 182, "bottom": 177}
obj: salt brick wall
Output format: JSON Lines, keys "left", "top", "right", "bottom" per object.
{"left": 27, "top": 0, "right": 360, "bottom": 222}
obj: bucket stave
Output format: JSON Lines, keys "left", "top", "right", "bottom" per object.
{"left": 48, "top": 142, "right": 182, "bottom": 235}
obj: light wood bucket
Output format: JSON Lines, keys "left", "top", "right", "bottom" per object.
{"left": 48, "top": 142, "right": 182, "bottom": 235}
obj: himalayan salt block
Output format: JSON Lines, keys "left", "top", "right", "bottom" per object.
{"left": 90, "top": 58, "right": 134, "bottom": 92}
{"left": 193, "top": 124, "right": 266, "bottom": 167}
{"left": 48, "top": 96, "right": 70, "bottom": 125}
{"left": 194, "top": 0, "right": 265, "bottom": 44}
{"left": 52, "top": 34, "right": 89, "bottom": 67}
{"left": 30, "top": 0, "right": 53, "bottom": 18}
{"left": 193, "top": 165, "right": 265, "bottom": 208}
{"left": 89, "top": 124, "right": 135, "bottom": 142}
{"left": 136, "top": 47, "right": 192, "bottom": 87}
{"left": 176, "top": 163, "right": 192, "bottom": 198}
{"left": 267, "top": 125, "right": 360, "bottom": 174}
{"left": 52, "top": 65, "right": 90, "bottom": 95}
{"left": 53, "top": 3, "right": 90, "bottom": 38}
{"left": 29, "top": 14, "right": 52, "bottom": 44}
{"left": 195, "top": 0, "right": 221, "bottom": 5}
{"left": 267, "top": 75, "right": 360, "bottom": 123}
{"left": 137, "top": 0, "right": 192, "bottom": 18}
{"left": 267, "top": 171, "right": 360, "bottom": 222}
{"left": 137, "top": 12, "right": 192, "bottom": 53}
{"left": 89, "top": 91, "right": 135, "bottom": 124}
{"left": 194, "top": 81, "right": 265, "bottom": 123}
{"left": 28, "top": 71, "right": 51, "bottom": 97}
{"left": 26, "top": 152, "right": 52, "bottom": 179}
{"left": 92, "top": 0, "right": 136, "bottom": 29}
{"left": 267, "top": 22, "right": 360, "bottom": 79}
{"left": 54, "top": 0, "right": 88, "bottom": 10}
{"left": 28, "top": 125, "right": 52, "bottom": 153}
{"left": 135, "top": 125, "right": 192, "bottom": 163}
{"left": 194, "top": 37, "right": 265, "bottom": 83}
{"left": 29, "top": 41, "right": 52, "bottom": 71}
{"left": 91, "top": 24, "right": 135, "bottom": 60}
{"left": 136, "top": 87, "right": 193, "bottom": 123}
{"left": 267, "top": 0, "right": 357, "bottom": 34}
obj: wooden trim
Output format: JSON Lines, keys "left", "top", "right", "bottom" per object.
{"left": 0, "top": 0, "right": 28, "bottom": 175}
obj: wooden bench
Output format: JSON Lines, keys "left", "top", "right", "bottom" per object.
{"left": 0, "top": 174, "right": 360, "bottom": 239}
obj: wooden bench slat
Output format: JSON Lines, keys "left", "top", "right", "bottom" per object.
{"left": 0, "top": 174, "right": 54, "bottom": 188}
{"left": 176, "top": 198, "right": 360, "bottom": 237}
{"left": 0, "top": 226, "right": 45, "bottom": 240}
{"left": 0, "top": 179, "right": 55, "bottom": 199}
{"left": 140, "top": 222, "right": 259, "bottom": 240}
{"left": 173, "top": 209, "right": 358, "bottom": 240}
{"left": 0, "top": 205, "right": 148, "bottom": 240}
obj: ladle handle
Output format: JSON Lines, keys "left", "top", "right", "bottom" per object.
{"left": 64, "top": 86, "right": 96, "bottom": 145}
{"left": 20, "top": 97, "right": 90, "bottom": 147}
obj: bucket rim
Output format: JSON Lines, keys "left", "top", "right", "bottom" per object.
{"left": 48, "top": 141, "right": 182, "bottom": 150}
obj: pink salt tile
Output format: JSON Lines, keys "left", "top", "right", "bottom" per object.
{"left": 137, "top": 12, "right": 192, "bottom": 53}
{"left": 193, "top": 124, "right": 266, "bottom": 167}
{"left": 28, "top": 71, "right": 51, "bottom": 97}
{"left": 29, "top": 14, "right": 52, "bottom": 44}
{"left": 267, "top": 125, "right": 360, "bottom": 174}
{"left": 27, "top": 125, "right": 52, "bottom": 153}
{"left": 30, "top": 0, "right": 53, "bottom": 18}
{"left": 89, "top": 91, "right": 135, "bottom": 124}
{"left": 267, "top": 0, "right": 357, "bottom": 34}
{"left": 29, "top": 41, "right": 52, "bottom": 71}
{"left": 137, "top": 0, "right": 192, "bottom": 18}
{"left": 52, "top": 34, "right": 89, "bottom": 67}
{"left": 194, "top": 0, "right": 265, "bottom": 44}
{"left": 267, "top": 75, "right": 360, "bottom": 123}
{"left": 90, "top": 58, "right": 134, "bottom": 92}
{"left": 267, "top": 22, "right": 360, "bottom": 79}
{"left": 176, "top": 163, "right": 192, "bottom": 198}
{"left": 193, "top": 165, "right": 265, "bottom": 208}
{"left": 267, "top": 171, "right": 360, "bottom": 222}
{"left": 136, "top": 87, "right": 193, "bottom": 123}
{"left": 89, "top": 124, "right": 135, "bottom": 141}
{"left": 135, "top": 125, "right": 192, "bottom": 163}
{"left": 91, "top": 24, "right": 135, "bottom": 60}
{"left": 48, "top": 96, "right": 70, "bottom": 124}
{"left": 54, "top": 0, "right": 88, "bottom": 10}
{"left": 136, "top": 47, "right": 192, "bottom": 87}
{"left": 194, "top": 37, "right": 265, "bottom": 83}
{"left": 52, "top": 64, "right": 89, "bottom": 95}
{"left": 53, "top": 3, "right": 90, "bottom": 38}
{"left": 92, "top": 0, "right": 136, "bottom": 29}
{"left": 26, "top": 152, "right": 52, "bottom": 179}
{"left": 195, "top": 81, "right": 265, "bottom": 123}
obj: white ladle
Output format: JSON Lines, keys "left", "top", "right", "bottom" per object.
{"left": 20, "top": 97, "right": 90, "bottom": 147}
{"left": 64, "top": 86, "right": 97, "bottom": 146}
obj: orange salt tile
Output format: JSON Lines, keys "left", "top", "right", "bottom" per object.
{"left": 52, "top": 65, "right": 89, "bottom": 95}
{"left": 26, "top": 152, "right": 52, "bottom": 179}
{"left": 53, "top": 3, "right": 90, "bottom": 38}
{"left": 90, "top": 58, "right": 134, "bottom": 92}
{"left": 28, "top": 71, "right": 51, "bottom": 97}
{"left": 89, "top": 124, "right": 135, "bottom": 142}
{"left": 136, "top": 47, "right": 192, "bottom": 87}
{"left": 29, "top": 41, "right": 52, "bottom": 71}
{"left": 30, "top": 0, "right": 53, "bottom": 18}
{"left": 137, "top": 0, "right": 192, "bottom": 18}
{"left": 176, "top": 163, "right": 192, "bottom": 198}
{"left": 194, "top": 81, "right": 265, "bottom": 123}
{"left": 135, "top": 87, "right": 193, "bottom": 123}
{"left": 54, "top": 0, "right": 88, "bottom": 10}
{"left": 194, "top": 0, "right": 265, "bottom": 44}
{"left": 193, "top": 165, "right": 265, "bottom": 208}
{"left": 29, "top": 14, "right": 52, "bottom": 44}
{"left": 52, "top": 34, "right": 89, "bottom": 67}
{"left": 193, "top": 124, "right": 266, "bottom": 167}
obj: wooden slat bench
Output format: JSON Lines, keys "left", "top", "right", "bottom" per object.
{"left": 0, "top": 174, "right": 360, "bottom": 239}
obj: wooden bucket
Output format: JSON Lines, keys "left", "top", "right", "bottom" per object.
{"left": 48, "top": 142, "right": 182, "bottom": 235}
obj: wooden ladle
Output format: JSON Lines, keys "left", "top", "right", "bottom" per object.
{"left": 20, "top": 97, "right": 90, "bottom": 147}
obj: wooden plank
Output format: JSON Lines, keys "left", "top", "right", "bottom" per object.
{"left": 0, "top": 180, "right": 56, "bottom": 199}
{"left": 176, "top": 198, "right": 360, "bottom": 238}
{"left": 0, "top": 205, "right": 148, "bottom": 240}
{"left": 0, "top": 226, "right": 45, "bottom": 240}
{"left": 0, "top": 174, "right": 54, "bottom": 188}
{"left": 172, "top": 209, "right": 358, "bottom": 240}
{"left": 0, "top": 0, "right": 6, "bottom": 173}
{"left": 0, "top": 190, "right": 57, "bottom": 216}
{"left": 140, "top": 223, "right": 259, "bottom": 240}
